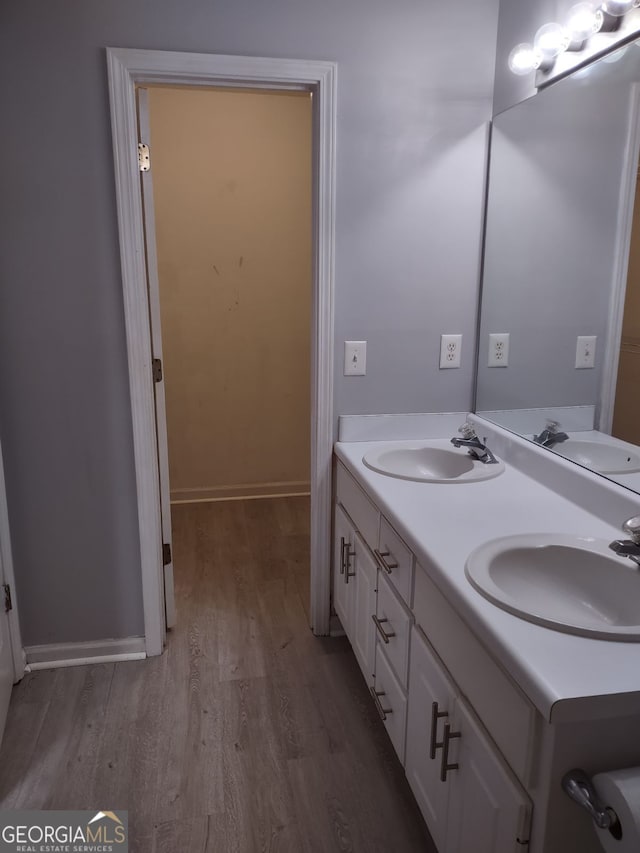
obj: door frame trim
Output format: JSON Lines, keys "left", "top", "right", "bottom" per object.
{"left": 0, "top": 437, "right": 25, "bottom": 681}
{"left": 106, "top": 47, "right": 336, "bottom": 655}
{"left": 600, "top": 83, "right": 640, "bottom": 432}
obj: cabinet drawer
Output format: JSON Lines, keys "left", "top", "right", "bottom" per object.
{"left": 375, "top": 571, "right": 412, "bottom": 689}
{"left": 413, "top": 563, "right": 538, "bottom": 786}
{"left": 335, "top": 462, "right": 379, "bottom": 552}
{"left": 372, "top": 641, "right": 407, "bottom": 764}
{"left": 377, "top": 516, "right": 414, "bottom": 606}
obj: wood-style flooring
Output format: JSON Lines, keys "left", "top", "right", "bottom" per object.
{"left": 0, "top": 497, "right": 434, "bottom": 852}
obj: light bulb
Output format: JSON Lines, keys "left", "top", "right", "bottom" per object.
{"left": 601, "top": 0, "right": 635, "bottom": 15}
{"left": 508, "top": 43, "right": 542, "bottom": 75}
{"left": 534, "top": 22, "right": 571, "bottom": 59}
{"left": 566, "top": 2, "right": 604, "bottom": 41}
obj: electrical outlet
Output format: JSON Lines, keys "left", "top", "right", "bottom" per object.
{"left": 439, "top": 334, "right": 462, "bottom": 369}
{"left": 344, "top": 341, "right": 367, "bottom": 375}
{"left": 575, "top": 335, "right": 596, "bottom": 369}
{"left": 488, "top": 333, "right": 510, "bottom": 367}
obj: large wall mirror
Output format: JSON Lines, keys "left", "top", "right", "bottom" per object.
{"left": 476, "top": 43, "right": 640, "bottom": 493}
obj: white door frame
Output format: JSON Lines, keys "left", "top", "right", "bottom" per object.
{"left": 600, "top": 84, "right": 640, "bottom": 432}
{"left": 106, "top": 47, "right": 336, "bottom": 656}
{"left": 0, "top": 437, "right": 24, "bottom": 682}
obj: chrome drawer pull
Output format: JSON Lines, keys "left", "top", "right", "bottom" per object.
{"left": 370, "top": 686, "right": 393, "bottom": 721}
{"left": 372, "top": 614, "right": 396, "bottom": 644}
{"left": 344, "top": 543, "right": 356, "bottom": 584}
{"left": 429, "top": 701, "right": 448, "bottom": 759}
{"left": 440, "top": 722, "right": 461, "bottom": 782}
{"left": 374, "top": 548, "right": 398, "bottom": 574}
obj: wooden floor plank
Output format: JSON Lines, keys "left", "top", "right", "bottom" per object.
{"left": 0, "top": 496, "right": 433, "bottom": 852}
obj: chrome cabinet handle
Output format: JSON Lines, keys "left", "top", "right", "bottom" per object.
{"left": 372, "top": 614, "right": 396, "bottom": 644}
{"left": 374, "top": 548, "right": 399, "bottom": 574}
{"left": 339, "top": 537, "right": 346, "bottom": 574}
{"left": 344, "top": 542, "right": 356, "bottom": 584}
{"left": 440, "top": 722, "right": 461, "bottom": 782}
{"left": 429, "top": 701, "right": 448, "bottom": 759}
{"left": 370, "top": 686, "right": 393, "bottom": 721}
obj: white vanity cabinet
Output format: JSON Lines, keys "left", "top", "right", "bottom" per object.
{"left": 334, "top": 460, "right": 533, "bottom": 852}
{"left": 406, "top": 625, "right": 532, "bottom": 853}
{"left": 333, "top": 502, "right": 377, "bottom": 685}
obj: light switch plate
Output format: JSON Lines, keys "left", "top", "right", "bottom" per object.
{"left": 575, "top": 335, "right": 596, "bottom": 369}
{"left": 344, "top": 341, "right": 367, "bottom": 375}
{"left": 440, "top": 334, "right": 462, "bottom": 369}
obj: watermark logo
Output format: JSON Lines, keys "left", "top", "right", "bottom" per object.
{"left": 0, "top": 810, "right": 128, "bottom": 852}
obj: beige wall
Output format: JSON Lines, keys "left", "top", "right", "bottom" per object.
{"left": 148, "top": 86, "right": 312, "bottom": 500}
{"left": 613, "top": 174, "right": 640, "bottom": 445}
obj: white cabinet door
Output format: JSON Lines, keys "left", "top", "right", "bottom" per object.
{"left": 405, "top": 625, "right": 456, "bottom": 853}
{"left": 373, "top": 640, "right": 408, "bottom": 763}
{"left": 445, "top": 696, "right": 532, "bottom": 853}
{"left": 333, "top": 504, "right": 354, "bottom": 633}
{"left": 352, "top": 533, "right": 377, "bottom": 685}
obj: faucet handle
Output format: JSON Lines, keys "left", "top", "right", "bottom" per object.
{"left": 545, "top": 419, "right": 561, "bottom": 433}
{"left": 458, "top": 421, "right": 477, "bottom": 440}
{"left": 622, "top": 515, "right": 640, "bottom": 544}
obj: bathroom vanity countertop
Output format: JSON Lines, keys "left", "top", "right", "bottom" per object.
{"left": 335, "top": 438, "right": 640, "bottom": 723}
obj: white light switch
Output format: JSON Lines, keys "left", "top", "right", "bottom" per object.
{"left": 575, "top": 335, "right": 597, "bottom": 369}
{"left": 488, "top": 333, "right": 509, "bottom": 367}
{"left": 344, "top": 341, "right": 367, "bottom": 375}
{"left": 440, "top": 334, "right": 462, "bottom": 369}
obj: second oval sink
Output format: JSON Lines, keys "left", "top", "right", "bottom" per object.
{"left": 550, "top": 440, "right": 640, "bottom": 474}
{"left": 465, "top": 533, "right": 640, "bottom": 640}
{"left": 362, "top": 440, "right": 505, "bottom": 483}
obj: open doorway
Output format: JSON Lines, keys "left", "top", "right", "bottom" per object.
{"left": 107, "top": 49, "right": 336, "bottom": 655}
{"left": 143, "top": 83, "right": 313, "bottom": 625}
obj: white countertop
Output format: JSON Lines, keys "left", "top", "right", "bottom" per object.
{"left": 335, "top": 435, "right": 640, "bottom": 723}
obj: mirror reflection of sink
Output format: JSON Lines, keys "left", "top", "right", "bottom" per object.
{"left": 465, "top": 533, "right": 640, "bottom": 641}
{"left": 362, "top": 440, "right": 505, "bottom": 483}
{"left": 549, "top": 440, "right": 640, "bottom": 475}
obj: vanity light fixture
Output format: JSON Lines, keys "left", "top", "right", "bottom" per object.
{"left": 508, "top": 0, "right": 640, "bottom": 82}
{"left": 534, "top": 22, "right": 571, "bottom": 61}
{"left": 508, "top": 43, "right": 543, "bottom": 75}
{"left": 566, "top": 2, "right": 604, "bottom": 44}
{"left": 601, "top": 0, "right": 637, "bottom": 15}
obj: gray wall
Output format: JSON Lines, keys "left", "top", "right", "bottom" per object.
{"left": 0, "top": 0, "right": 499, "bottom": 646}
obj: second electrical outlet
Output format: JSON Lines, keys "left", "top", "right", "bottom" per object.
{"left": 440, "top": 334, "right": 462, "bottom": 369}
{"left": 488, "top": 333, "right": 510, "bottom": 367}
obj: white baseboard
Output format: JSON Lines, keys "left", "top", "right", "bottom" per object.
{"left": 170, "top": 481, "right": 311, "bottom": 504}
{"left": 25, "top": 637, "right": 146, "bottom": 671}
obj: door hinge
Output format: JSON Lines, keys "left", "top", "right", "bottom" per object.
{"left": 163, "top": 543, "right": 172, "bottom": 566}
{"left": 152, "top": 358, "right": 163, "bottom": 383}
{"left": 138, "top": 142, "right": 150, "bottom": 172}
{"left": 3, "top": 584, "right": 12, "bottom": 613}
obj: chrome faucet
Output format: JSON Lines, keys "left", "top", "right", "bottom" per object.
{"left": 533, "top": 419, "right": 569, "bottom": 448}
{"left": 561, "top": 769, "right": 620, "bottom": 832}
{"left": 609, "top": 515, "right": 640, "bottom": 566}
{"left": 450, "top": 422, "right": 498, "bottom": 465}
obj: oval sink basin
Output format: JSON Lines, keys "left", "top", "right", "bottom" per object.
{"left": 362, "top": 441, "right": 505, "bottom": 483}
{"left": 466, "top": 533, "right": 640, "bottom": 640}
{"left": 551, "top": 440, "right": 640, "bottom": 474}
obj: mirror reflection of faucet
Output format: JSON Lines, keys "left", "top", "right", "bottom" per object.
{"left": 450, "top": 421, "right": 499, "bottom": 465}
{"left": 534, "top": 419, "right": 570, "bottom": 449}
